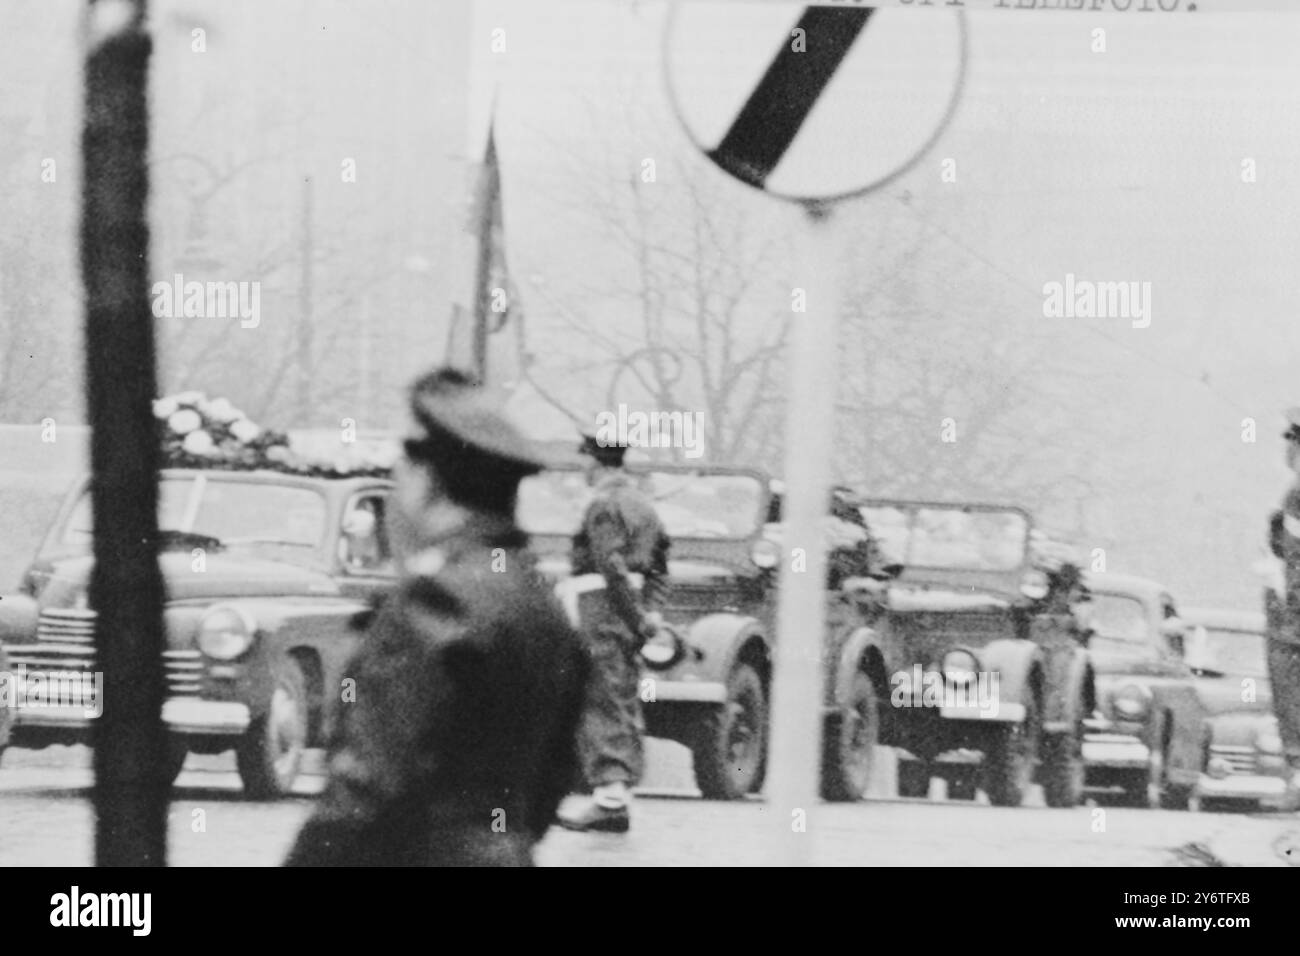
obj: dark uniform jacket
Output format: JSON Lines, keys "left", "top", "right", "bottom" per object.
{"left": 570, "top": 472, "right": 670, "bottom": 639}
{"left": 284, "top": 512, "right": 589, "bottom": 867}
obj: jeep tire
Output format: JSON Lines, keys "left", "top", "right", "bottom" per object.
{"left": 691, "top": 662, "right": 767, "bottom": 800}
{"left": 946, "top": 766, "right": 978, "bottom": 801}
{"left": 897, "top": 759, "right": 931, "bottom": 798}
{"left": 820, "top": 669, "right": 879, "bottom": 802}
{"left": 982, "top": 684, "right": 1041, "bottom": 807}
{"left": 1040, "top": 723, "right": 1086, "bottom": 808}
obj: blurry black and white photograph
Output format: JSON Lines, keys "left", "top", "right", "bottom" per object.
{"left": 0, "top": 0, "right": 1298, "bottom": 889}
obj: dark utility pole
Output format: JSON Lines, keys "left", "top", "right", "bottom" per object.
{"left": 81, "top": 0, "right": 169, "bottom": 865}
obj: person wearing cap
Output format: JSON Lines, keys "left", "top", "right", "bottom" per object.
{"left": 285, "top": 368, "right": 589, "bottom": 866}
{"left": 557, "top": 433, "right": 671, "bottom": 833}
{"left": 1269, "top": 408, "right": 1300, "bottom": 795}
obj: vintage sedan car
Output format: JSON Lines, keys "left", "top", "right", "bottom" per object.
{"left": 1181, "top": 607, "right": 1290, "bottom": 811}
{"left": 0, "top": 643, "right": 11, "bottom": 762}
{"left": 858, "top": 502, "right": 1095, "bottom": 808}
{"left": 0, "top": 467, "right": 394, "bottom": 797}
{"left": 518, "top": 465, "right": 888, "bottom": 801}
{"left": 1081, "top": 572, "right": 1204, "bottom": 808}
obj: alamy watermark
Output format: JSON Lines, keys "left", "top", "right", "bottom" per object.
{"left": 151, "top": 273, "right": 261, "bottom": 329}
{"left": 890, "top": 665, "right": 1000, "bottom": 718}
{"left": 0, "top": 667, "right": 103, "bottom": 718}
{"left": 594, "top": 404, "right": 704, "bottom": 459}
{"left": 1042, "top": 273, "right": 1151, "bottom": 328}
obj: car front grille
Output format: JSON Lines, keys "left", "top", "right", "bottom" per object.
{"left": 9, "top": 609, "right": 201, "bottom": 698}
{"left": 35, "top": 608, "right": 96, "bottom": 646}
{"left": 1209, "top": 744, "right": 1256, "bottom": 776}
{"left": 164, "top": 649, "right": 202, "bottom": 697}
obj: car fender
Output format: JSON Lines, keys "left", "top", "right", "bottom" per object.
{"left": 829, "top": 625, "right": 886, "bottom": 710}
{"left": 194, "top": 597, "right": 366, "bottom": 722}
{"left": 1151, "top": 686, "right": 1207, "bottom": 783}
{"left": 977, "top": 639, "right": 1043, "bottom": 713}
{"left": 0, "top": 593, "right": 39, "bottom": 645}
{"left": 682, "top": 613, "right": 769, "bottom": 685}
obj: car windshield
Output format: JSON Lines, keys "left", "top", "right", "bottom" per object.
{"left": 857, "top": 504, "right": 1027, "bottom": 571}
{"left": 517, "top": 469, "right": 764, "bottom": 539}
{"left": 1198, "top": 628, "right": 1268, "bottom": 678}
{"left": 57, "top": 476, "right": 328, "bottom": 554}
{"left": 1087, "top": 593, "right": 1151, "bottom": 666}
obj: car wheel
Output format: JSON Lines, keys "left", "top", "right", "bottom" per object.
{"left": 897, "top": 758, "right": 931, "bottom": 798}
{"left": 982, "top": 684, "right": 1041, "bottom": 807}
{"left": 820, "top": 670, "right": 879, "bottom": 802}
{"left": 1158, "top": 762, "right": 1196, "bottom": 811}
{"left": 1117, "top": 741, "right": 1163, "bottom": 808}
{"left": 236, "top": 656, "right": 308, "bottom": 800}
{"left": 691, "top": 663, "right": 767, "bottom": 800}
{"left": 1040, "top": 723, "right": 1086, "bottom": 808}
{"left": 946, "top": 767, "right": 978, "bottom": 801}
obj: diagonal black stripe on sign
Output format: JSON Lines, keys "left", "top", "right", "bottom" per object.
{"left": 707, "top": 6, "right": 873, "bottom": 190}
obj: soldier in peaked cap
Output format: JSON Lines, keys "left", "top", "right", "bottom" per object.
{"left": 557, "top": 430, "right": 671, "bottom": 833}
{"left": 1268, "top": 407, "right": 1300, "bottom": 797}
{"left": 285, "top": 367, "right": 589, "bottom": 866}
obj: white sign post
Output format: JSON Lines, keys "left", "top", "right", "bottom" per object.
{"left": 664, "top": 2, "right": 966, "bottom": 866}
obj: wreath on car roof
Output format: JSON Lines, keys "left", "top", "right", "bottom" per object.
{"left": 154, "top": 392, "right": 397, "bottom": 478}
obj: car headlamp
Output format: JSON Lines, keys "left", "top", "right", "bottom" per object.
{"left": 1257, "top": 731, "right": 1284, "bottom": 755}
{"left": 1019, "top": 569, "right": 1049, "bottom": 601}
{"left": 1111, "top": 684, "right": 1150, "bottom": 721}
{"left": 942, "top": 649, "right": 979, "bottom": 686}
{"left": 198, "top": 605, "right": 256, "bottom": 661}
{"left": 1206, "top": 756, "right": 1233, "bottom": 780}
{"left": 750, "top": 538, "right": 780, "bottom": 570}
{"left": 640, "top": 623, "right": 689, "bottom": 671}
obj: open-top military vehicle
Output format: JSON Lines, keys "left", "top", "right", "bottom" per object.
{"left": 518, "top": 465, "right": 886, "bottom": 802}
{"left": 851, "top": 500, "right": 1096, "bottom": 807}
{"left": 519, "top": 470, "right": 1095, "bottom": 807}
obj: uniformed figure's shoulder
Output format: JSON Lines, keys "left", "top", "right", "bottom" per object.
{"left": 402, "top": 539, "right": 566, "bottom": 629}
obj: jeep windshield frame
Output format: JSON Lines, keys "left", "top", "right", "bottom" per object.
{"left": 518, "top": 464, "right": 770, "bottom": 571}
{"left": 854, "top": 498, "right": 1033, "bottom": 598}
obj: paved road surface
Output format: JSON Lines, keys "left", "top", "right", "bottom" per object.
{"left": 0, "top": 742, "right": 1295, "bottom": 867}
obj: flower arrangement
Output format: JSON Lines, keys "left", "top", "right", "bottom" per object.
{"left": 154, "top": 392, "right": 397, "bottom": 478}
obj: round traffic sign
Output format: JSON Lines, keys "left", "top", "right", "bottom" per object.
{"left": 663, "top": 3, "right": 967, "bottom": 205}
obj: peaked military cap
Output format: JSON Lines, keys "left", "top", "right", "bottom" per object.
{"left": 406, "top": 368, "right": 551, "bottom": 474}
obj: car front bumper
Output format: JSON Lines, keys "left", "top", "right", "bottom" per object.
{"left": 162, "top": 699, "right": 251, "bottom": 735}
{"left": 11, "top": 696, "right": 253, "bottom": 736}
{"left": 12, "top": 705, "right": 98, "bottom": 729}
{"left": 938, "top": 702, "right": 1025, "bottom": 723}
{"left": 1082, "top": 732, "right": 1150, "bottom": 770}
{"left": 647, "top": 680, "right": 728, "bottom": 704}
{"left": 1198, "top": 773, "right": 1290, "bottom": 807}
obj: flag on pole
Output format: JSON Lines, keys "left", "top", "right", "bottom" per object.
{"left": 446, "top": 116, "right": 524, "bottom": 396}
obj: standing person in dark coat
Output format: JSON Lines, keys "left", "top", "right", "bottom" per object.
{"left": 557, "top": 435, "right": 671, "bottom": 833}
{"left": 285, "top": 368, "right": 589, "bottom": 866}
